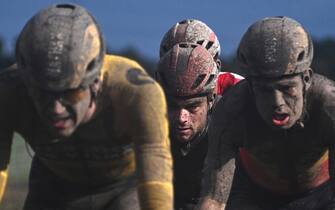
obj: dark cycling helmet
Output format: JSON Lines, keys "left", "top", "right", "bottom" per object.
{"left": 157, "top": 43, "right": 218, "bottom": 98}
{"left": 16, "top": 3, "right": 106, "bottom": 91}
{"left": 160, "top": 19, "right": 220, "bottom": 59}
{"left": 237, "top": 16, "right": 313, "bottom": 78}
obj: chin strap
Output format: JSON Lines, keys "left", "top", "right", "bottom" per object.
{"left": 294, "top": 107, "right": 308, "bottom": 129}
{"left": 295, "top": 81, "right": 309, "bottom": 129}
{"left": 88, "top": 79, "right": 101, "bottom": 108}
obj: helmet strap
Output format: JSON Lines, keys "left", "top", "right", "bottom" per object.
{"left": 88, "top": 78, "right": 101, "bottom": 108}
{"left": 296, "top": 70, "right": 312, "bottom": 128}
{"left": 216, "top": 59, "right": 222, "bottom": 70}
{"left": 207, "top": 92, "right": 217, "bottom": 114}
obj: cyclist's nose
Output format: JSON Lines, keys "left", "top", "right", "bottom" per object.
{"left": 178, "top": 108, "right": 190, "bottom": 124}
{"left": 50, "top": 99, "right": 67, "bottom": 115}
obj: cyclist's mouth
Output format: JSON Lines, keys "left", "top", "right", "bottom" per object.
{"left": 50, "top": 117, "right": 73, "bottom": 130}
{"left": 272, "top": 113, "right": 290, "bottom": 126}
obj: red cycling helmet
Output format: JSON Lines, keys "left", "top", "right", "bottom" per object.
{"left": 157, "top": 43, "right": 218, "bottom": 98}
{"left": 160, "top": 19, "right": 220, "bottom": 60}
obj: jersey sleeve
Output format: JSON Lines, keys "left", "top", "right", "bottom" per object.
{"left": 313, "top": 75, "right": 335, "bottom": 180}
{"left": 199, "top": 98, "right": 237, "bottom": 205}
{"left": 127, "top": 68, "right": 173, "bottom": 210}
{"left": 199, "top": 81, "right": 248, "bottom": 208}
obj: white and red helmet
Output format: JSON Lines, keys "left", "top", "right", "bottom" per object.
{"left": 157, "top": 43, "right": 218, "bottom": 98}
{"left": 160, "top": 19, "right": 220, "bottom": 60}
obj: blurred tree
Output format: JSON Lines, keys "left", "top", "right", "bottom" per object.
{"left": 312, "top": 37, "right": 335, "bottom": 80}
{"left": 0, "top": 37, "right": 15, "bottom": 69}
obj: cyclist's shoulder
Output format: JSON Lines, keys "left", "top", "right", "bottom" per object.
{"left": 101, "top": 54, "right": 165, "bottom": 112}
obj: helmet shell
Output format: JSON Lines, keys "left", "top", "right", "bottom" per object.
{"left": 237, "top": 16, "right": 313, "bottom": 78}
{"left": 160, "top": 19, "right": 220, "bottom": 59}
{"left": 157, "top": 43, "right": 218, "bottom": 97}
{"left": 16, "top": 3, "right": 106, "bottom": 91}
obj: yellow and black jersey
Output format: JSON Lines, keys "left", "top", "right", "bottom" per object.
{"left": 0, "top": 55, "right": 173, "bottom": 210}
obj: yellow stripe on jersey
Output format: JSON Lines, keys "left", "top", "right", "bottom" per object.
{"left": 0, "top": 169, "right": 8, "bottom": 203}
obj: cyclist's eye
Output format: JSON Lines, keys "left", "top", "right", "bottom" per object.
{"left": 62, "top": 88, "right": 88, "bottom": 104}
{"left": 186, "top": 105, "right": 200, "bottom": 113}
{"left": 282, "top": 86, "right": 296, "bottom": 96}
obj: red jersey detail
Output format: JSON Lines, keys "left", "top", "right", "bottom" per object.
{"left": 217, "top": 72, "right": 243, "bottom": 95}
{"left": 239, "top": 148, "right": 330, "bottom": 194}
{"left": 239, "top": 148, "right": 279, "bottom": 190}
{"left": 308, "top": 152, "right": 330, "bottom": 189}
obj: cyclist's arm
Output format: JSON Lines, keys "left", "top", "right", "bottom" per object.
{"left": 129, "top": 71, "right": 173, "bottom": 210}
{"left": 316, "top": 75, "right": 335, "bottom": 208}
{"left": 197, "top": 97, "right": 240, "bottom": 210}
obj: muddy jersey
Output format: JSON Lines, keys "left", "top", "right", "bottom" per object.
{"left": 202, "top": 73, "right": 335, "bottom": 202}
{"left": 0, "top": 55, "right": 173, "bottom": 210}
{"left": 172, "top": 134, "right": 208, "bottom": 208}
{"left": 172, "top": 72, "right": 243, "bottom": 208}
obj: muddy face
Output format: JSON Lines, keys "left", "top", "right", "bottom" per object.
{"left": 29, "top": 86, "right": 92, "bottom": 138}
{"left": 167, "top": 96, "right": 209, "bottom": 143}
{"left": 251, "top": 74, "right": 305, "bottom": 129}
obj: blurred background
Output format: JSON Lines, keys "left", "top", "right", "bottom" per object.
{"left": 0, "top": 0, "right": 334, "bottom": 209}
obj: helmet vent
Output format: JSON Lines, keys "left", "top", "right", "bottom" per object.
{"left": 197, "top": 40, "right": 205, "bottom": 46}
{"left": 205, "top": 74, "right": 215, "bottom": 86}
{"left": 192, "top": 74, "right": 206, "bottom": 89}
{"left": 297, "top": 51, "right": 305, "bottom": 62}
{"left": 87, "top": 58, "right": 96, "bottom": 72}
{"left": 56, "top": 4, "right": 75, "bottom": 10}
{"left": 206, "top": 41, "right": 214, "bottom": 50}
{"left": 179, "top": 20, "right": 188, "bottom": 24}
{"left": 214, "top": 52, "right": 219, "bottom": 60}
{"left": 179, "top": 43, "right": 189, "bottom": 48}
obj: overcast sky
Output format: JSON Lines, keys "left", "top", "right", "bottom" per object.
{"left": 0, "top": 0, "right": 334, "bottom": 59}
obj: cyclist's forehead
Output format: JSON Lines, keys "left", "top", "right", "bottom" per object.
{"left": 252, "top": 75, "right": 301, "bottom": 88}
{"left": 167, "top": 95, "right": 206, "bottom": 107}
{"left": 30, "top": 84, "right": 82, "bottom": 94}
